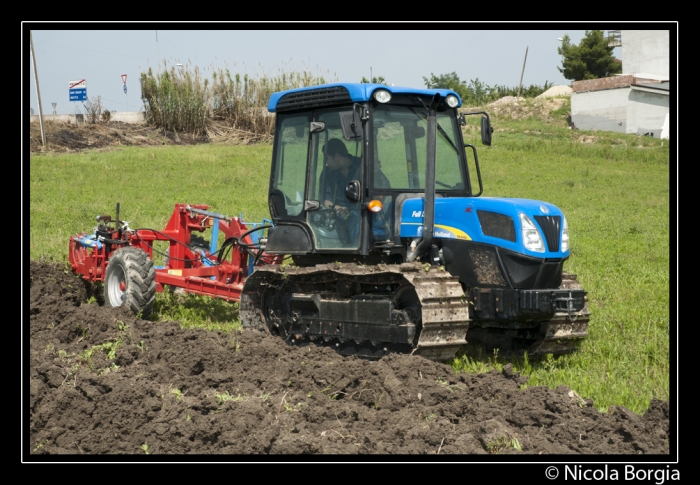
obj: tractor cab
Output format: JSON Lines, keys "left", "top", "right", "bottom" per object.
{"left": 264, "top": 83, "right": 490, "bottom": 264}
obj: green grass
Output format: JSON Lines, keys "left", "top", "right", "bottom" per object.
{"left": 29, "top": 99, "right": 671, "bottom": 414}
{"left": 153, "top": 290, "right": 241, "bottom": 333}
{"left": 30, "top": 144, "right": 273, "bottom": 262}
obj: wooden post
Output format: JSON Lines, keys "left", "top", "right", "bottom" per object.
{"left": 30, "top": 30, "right": 46, "bottom": 147}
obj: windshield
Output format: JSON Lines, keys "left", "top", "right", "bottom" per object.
{"left": 371, "top": 104, "right": 467, "bottom": 191}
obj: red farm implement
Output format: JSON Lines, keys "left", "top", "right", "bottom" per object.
{"left": 68, "top": 203, "right": 280, "bottom": 316}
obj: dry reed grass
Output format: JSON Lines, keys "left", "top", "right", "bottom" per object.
{"left": 140, "top": 60, "right": 335, "bottom": 142}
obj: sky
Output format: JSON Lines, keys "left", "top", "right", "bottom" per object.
{"left": 26, "top": 26, "right": 625, "bottom": 116}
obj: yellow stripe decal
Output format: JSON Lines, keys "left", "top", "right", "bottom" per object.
{"left": 434, "top": 225, "right": 471, "bottom": 240}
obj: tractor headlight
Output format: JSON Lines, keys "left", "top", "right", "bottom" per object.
{"left": 373, "top": 89, "right": 392, "bottom": 103}
{"left": 519, "top": 213, "right": 545, "bottom": 253}
{"left": 561, "top": 216, "right": 569, "bottom": 252}
{"left": 445, "top": 94, "right": 459, "bottom": 108}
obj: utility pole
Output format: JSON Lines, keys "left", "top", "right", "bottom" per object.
{"left": 517, "top": 46, "right": 528, "bottom": 100}
{"left": 30, "top": 30, "right": 46, "bottom": 147}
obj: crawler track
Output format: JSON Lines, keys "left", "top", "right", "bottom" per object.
{"left": 240, "top": 262, "right": 470, "bottom": 361}
{"left": 240, "top": 265, "right": 588, "bottom": 361}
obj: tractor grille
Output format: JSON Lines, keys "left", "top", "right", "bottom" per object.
{"left": 477, "top": 210, "right": 516, "bottom": 242}
{"left": 534, "top": 215, "right": 561, "bottom": 252}
{"left": 276, "top": 86, "right": 352, "bottom": 112}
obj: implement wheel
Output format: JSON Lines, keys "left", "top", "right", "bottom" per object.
{"left": 104, "top": 247, "right": 156, "bottom": 317}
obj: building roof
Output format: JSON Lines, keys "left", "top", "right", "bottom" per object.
{"left": 629, "top": 72, "right": 669, "bottom": 82}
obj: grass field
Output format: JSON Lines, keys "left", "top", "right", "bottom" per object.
{"left": 28, "top": 97, "right": 672, "bottom": 414}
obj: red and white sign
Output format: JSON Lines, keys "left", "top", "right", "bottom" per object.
{"left": 69, "top": 79, "right": 86, "bottom": 89}
{"left": 121, "top": 74, "right": 127, "bottom": 84}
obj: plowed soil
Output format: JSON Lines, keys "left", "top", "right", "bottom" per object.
{"left": 28, "top": 260, "right": 670, "bottom": 457}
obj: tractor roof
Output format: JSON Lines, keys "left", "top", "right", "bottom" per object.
{"left": 267, "top": 83, "right": 462, "bottom": 113}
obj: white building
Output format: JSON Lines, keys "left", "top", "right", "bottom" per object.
{"left": 570, "top": 30, "right": 670, "bottom": 138}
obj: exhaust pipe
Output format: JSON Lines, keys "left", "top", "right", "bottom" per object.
{"left": 407, "top": 94, "right": 439, "bottom": 263}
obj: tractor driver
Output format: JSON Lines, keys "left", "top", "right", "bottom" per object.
{"left": 322, "top": 138, "right": 361, "bottom": 246}
{"left": 323, "top": 138, "right": 361, "bottom": 211}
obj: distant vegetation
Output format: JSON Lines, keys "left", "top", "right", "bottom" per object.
{"left": 558, "top": 30, "right": 622, "bottom": 81}
{"left": 139, "top": 61, "right": 335, "bottom": 140}
{"left": 138, "top": 63, "right": 557, "bottom": 140}
{"left": 423, "top": 72, "right": 554, "bottom": 106}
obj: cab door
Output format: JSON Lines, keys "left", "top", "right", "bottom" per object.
{"left": 306, "top": 109, "right": 363, "bottom": 250}
{"left": 269, "top": 112, "right": 311, "bottom": 222}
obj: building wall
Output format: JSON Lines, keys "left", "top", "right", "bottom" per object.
{"left": 30, "top": 111, "right": 145, "bottom": 124}
{"left": 621, "top": 30, "right": 670, "bottom": 78}
{"left": 570, "top": 31, "right": 670, "bottom": 136}
{"left": 29, "top": 114, "right": 82, "bottom": 124}
{"left": 627, "top": 89, "right": 669, "bottom": 137}
{"left": 570, "top": 88, "right": 629, "bottom": 133}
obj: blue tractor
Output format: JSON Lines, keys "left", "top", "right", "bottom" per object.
{"left": 240, "top": 83, "right": 589, "bottom": 361}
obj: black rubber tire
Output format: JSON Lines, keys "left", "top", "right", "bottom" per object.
{"left": 104, "top": 246, "right": 156, "bottom": 317}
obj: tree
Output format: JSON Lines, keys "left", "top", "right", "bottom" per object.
{"left": 360, "top": 75, "right": 386, "bottom": 84}
{"left": 422, "top": 72, "right": 468, "bottom": 101}
{"left": 558, "top": 30, "right": 622, "bottom": 81}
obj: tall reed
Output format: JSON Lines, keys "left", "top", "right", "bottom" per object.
{"left": 140, "top": 61, "right": 333, "bottom": 140}
{"left": 140, "top": 62, "right": 210, "bottom": 136}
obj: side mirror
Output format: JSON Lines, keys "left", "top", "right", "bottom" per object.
{"left": 340, "top": 111, "right": 363, "bottom": 140}
{"left": 480, "top": 116, "right": 493, "bottom": 146}
{"left": 345, "top": 180, "right": 361, "bottom": 202}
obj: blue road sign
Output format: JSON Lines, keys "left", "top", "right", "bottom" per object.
{"left": 123, "top": 85, "right": 127, "bottom": 94}
{"left": 70, "top": 88, "right": 87, "bottom": 101}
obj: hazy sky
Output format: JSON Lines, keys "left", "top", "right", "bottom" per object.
{"left": 26, "top": 26, "right": 626, "bottom": 115}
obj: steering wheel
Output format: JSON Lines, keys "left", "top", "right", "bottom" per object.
{"left": 313, "top": 208, "right": 338, "bottom": 232}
